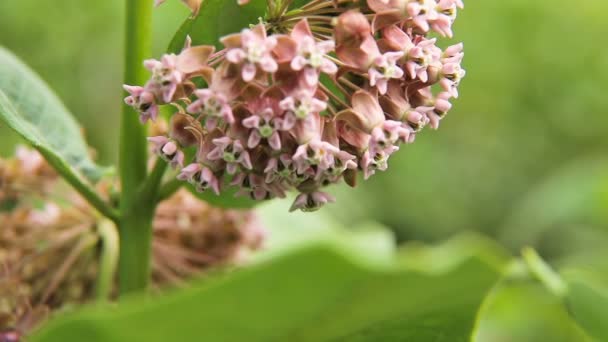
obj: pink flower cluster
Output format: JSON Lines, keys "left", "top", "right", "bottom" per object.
{"left": 125, "top": 0, "right": 465, "bottom": 211}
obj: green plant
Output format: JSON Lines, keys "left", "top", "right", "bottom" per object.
{"left": 2, "top": 0, "right": 607, "bottom": 341}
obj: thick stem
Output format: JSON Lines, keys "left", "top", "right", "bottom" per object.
{"left": 118, "top": 0, "right": 154, "bottom": 295}
{"left": 118, "top": 207, "right": 154, "bottom": 294}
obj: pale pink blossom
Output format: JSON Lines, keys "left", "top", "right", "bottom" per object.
{"left": 440, "top": 62, "right": 466, "bottom": 98}
{"left": 177, "top": 163, "right": 221, "bottom": 195}
{"left": 292, "top": 139, "right": 340, "bottom": 175}
{"left": 123, "top": 85, "right": 159, "bottom": 123}
{"left": 154, "top": 0, "right": 203, "bottom": 15}
{"left": 289, "top": 191, "right": 335, "bottom": 212}
{"left": 241, "top": 107, "right": 283, "bottom": 150}
{"left": 188, "top": 89, "right": 234, "bottom": 130}
{"left": 208, "top": 137, "right": 252, "bottom": 174}
{"left": 280, "top": 91, "right": 327, "bottom": 124}
{"left": 223, "top": 25, "right": 279, "bottom": 82}
{"left": 144, "top": 54, "right": 183, "bottom": 103}
{"left": 290, "top": 19, "right": 338, "bottom": 87}
{"left": 368, "top": 51, "right": 405, "bottom": 94}
{"left": 148, "top": 136, "right": 184, "bottom": 169}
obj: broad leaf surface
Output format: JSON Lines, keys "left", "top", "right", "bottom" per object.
{"left": 31, "top": 229, "right": 506, "bottom": 342}
{"left": 472, "top": 277, "right": 591, "bottom": 342}
{"left": 562, "top": 270, "right": 608, "bottom": 341}
{"left": 0, "top": 46, "right": 107, "bottom": 183}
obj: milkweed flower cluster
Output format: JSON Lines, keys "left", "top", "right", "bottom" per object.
{"left": 125, "top": 0, "right": 465, "bottom": 212}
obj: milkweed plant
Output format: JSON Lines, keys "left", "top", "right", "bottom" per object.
{"left": 130, "top": 0, "right": 465, "bottom": 212}
{"left": 0, "top": 0, "right": 465, "bottom": 312}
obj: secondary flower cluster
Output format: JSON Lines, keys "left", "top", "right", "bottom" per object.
{"left": 125, "top": 0, "right": 465, "bottom": 212}
{"left": 0, "top": 147, "right": 266, "bottom": 336}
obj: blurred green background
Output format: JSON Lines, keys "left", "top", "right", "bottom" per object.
{"left": 1, "top": 0, "right": 607, "bottom": 340}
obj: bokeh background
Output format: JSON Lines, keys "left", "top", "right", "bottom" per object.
{"left": 1, "top": 0, "right": 607, "bottom": 340}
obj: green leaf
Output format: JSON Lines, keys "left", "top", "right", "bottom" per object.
{"left": 472, "top": 276, "right": 592, "bottom": 342}
{"left": 31, "top": 234, "right": 507, "bottom": 342}
{"left": 562, "top": 269, "right": 608, "bottom": 341}
{"left": 0, "top": 46, "right": 108, "bottom": 183}
{"left": 255, "top": 199, "right": 397, "bottom": 266}
{"left": 167, "top": 0, "right": 267, "bottom": 53}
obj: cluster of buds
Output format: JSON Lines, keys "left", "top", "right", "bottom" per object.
{"left": 0, "top": 147, "right": 265, "bottom": 336}
{"left": 125, "top": 0, "right": 465, "bottom": 212}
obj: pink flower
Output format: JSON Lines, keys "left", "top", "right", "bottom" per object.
{"left": 155, "top": 0, "right": 203, "bottom": 16}
{"left": 289, "top": 191, "right": 335, "bottom": 212}
{"left": 290, "top": 19, "right": 338, "bottom": 87}
{"left": 443, "top": 43, "right": 464, "bottom": 64}
{"left": 280, "top": 91, "right": 327, "bottom": 124}
{"left": 233, "top": 173, "right": 286, "bottom": 200}
{"left": 439, "top": 62, "right": 466, "bottom": 98}
{"left": 368, "top": 51, "right": 404, "bottom": 94}
{"left": 367, "top": 0, "right": 411, "bottom": 32}
{"left": 382, "top": 26, "right": 441, "bottom": 83}
{"left": 369, "top": 120, "right": 410, "bottom": 154}
{"left": 222, "top": 24, "right": 279, "bottom": 82}
{"left": 187, "top": 89, "right": 234, "bottom": 130}
{"left": 292, "top": 139, "right": 340, "bottom": 175}
{"left": 177, "top": 163, "right": 221, "bottom": 195}
{"left": 264, "top": 154, "right": 299, "bottom": 184}
{"left": 431, "top": 0, "right": 465, "bottom": 37}
{"left": 368, "top": 0, "right": 463, "bottom": 37}
{"left": 123, "top": 85, "right": 159, "bottom": 123}
{"left": 208, "top": 137, "right": 252, "bottom": 174}
{"left": 241, "top": 106, "right": 283, "bottom": 150}
{"left": 360, "top": 146, "right": 398, "bottom": 180}
{"left": 144, "top": 54, "right": 184, "bottom": 103}
{"left": 320, "top": 150, "right": 357, "bottom": 182}
{"left": 148, "top": 136, "right": 184, "bottom": 169}
{"left": 428, "top": 91, "right": 453, "bottom": 129}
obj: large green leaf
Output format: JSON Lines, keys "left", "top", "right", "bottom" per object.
{"left": 472, "top": 278, "right": 591, "bottom": 342}
{"left": 31, "top": 232, "right": 507, "bottom": 341}
{"left": 562, "top": 269, "right": 608, "bottom": 341}
{"left": 0, "top": 46, "right": 108, "bottom": 183}
{"left": 167, "top": 0, "right": 267, "bottom": 53}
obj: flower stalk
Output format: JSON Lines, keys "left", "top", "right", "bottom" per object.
{"left": 118, "top": 0, "right": 155, "bottom": 295}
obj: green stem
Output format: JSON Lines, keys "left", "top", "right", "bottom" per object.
{"left": 118, "top": 0, "right": 154, "bottom": 295}
{"left": 42, "top": 153, "right": 119, "bottom": 222}
{"left": 96, "top": 219, "right": 120, "bottom": 302}
{"left": 139, "top": 158, "right": 168, "bottom": 200}
{"left": 522, "top": 247, "right": 568, "bottom": 298}
{"left": 157, "top": 178, "right": 184, "bottom": 202}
